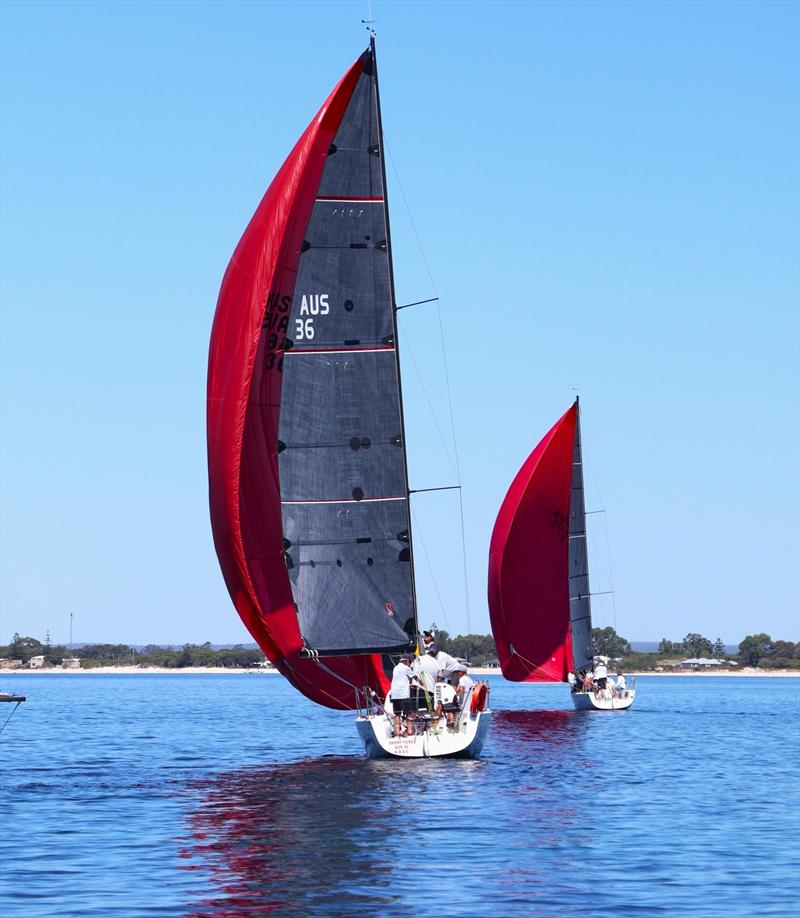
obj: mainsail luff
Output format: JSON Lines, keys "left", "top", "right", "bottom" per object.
{"left": 568, "top": 399, "right": 594, "bottom": 673}
{"left": 208, "top": 46, "right": 413, "bottom": 709}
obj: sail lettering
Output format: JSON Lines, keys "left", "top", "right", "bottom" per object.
{"left": 295, "top": 294, "right": 330, "bottom": 340}
{"left": 295, "top": 318, "right": 314, "bottom": 340}
{"left": 262, "top": 292, "right": 292, "bottom": 329}
{"left": 299, "top": 294, "right": 329, "bottom": 316}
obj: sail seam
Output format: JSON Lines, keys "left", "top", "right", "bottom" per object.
{"left": 282, "top": 496, "right": 405, "bottom": 505}
{"left": 284, "top": 347, "right": 395, "bottom": 356}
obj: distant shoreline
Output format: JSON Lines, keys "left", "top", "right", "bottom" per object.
{"left": 2, "top": 666, "right": 798, "bottom": 677}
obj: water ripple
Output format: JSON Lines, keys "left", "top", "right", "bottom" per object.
{"left": 1, "top": 673, "right": 798, "bottom": 916}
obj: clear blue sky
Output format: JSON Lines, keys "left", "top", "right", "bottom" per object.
{"left": 1, "top": 0, "right": 798, "bottom": 647}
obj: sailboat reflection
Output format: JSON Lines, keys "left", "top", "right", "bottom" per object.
{"left": 488, "top": 709, "right": 593, "bottom": 770}
{"left": 180, "top": 755, "right": 484, "bottom": 915}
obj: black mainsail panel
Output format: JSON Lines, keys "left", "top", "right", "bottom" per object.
{"left": 569, "top": 402, "right": 594, "bottom": 672}
{"left": 278, "top": 47, "right": 415, "bottom": 655}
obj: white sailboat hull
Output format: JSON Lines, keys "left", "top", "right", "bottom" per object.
{"left": 356, "top": 710, "right": 492, "bottom": 759}
{"left": 571, "top": 690, "right": 635, "bottom": 711}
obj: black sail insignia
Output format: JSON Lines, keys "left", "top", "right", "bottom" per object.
{"left": 277, "top": 45, "right": 416, "bottom": 655}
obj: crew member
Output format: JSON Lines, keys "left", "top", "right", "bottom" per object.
{"left": 436, "top": 647, "right": 461, "bottom": 680}
{"left": 390, "top": 652, "right": 416, "bottom": 737}
{"left": 452, "top": 664, "right": 475, "bottom": 728}
{"left": 412, "top": 643, "right": 446, "bottom": 721}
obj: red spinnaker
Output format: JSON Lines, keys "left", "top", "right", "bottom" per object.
{"left": 488, "top": 405, "right": 577, "bottom": 682}
{"left": 207, "top": 52, "right": 388, "bottom": 709}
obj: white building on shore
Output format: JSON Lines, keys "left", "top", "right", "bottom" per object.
{"left": 680, "top": 657, "right": 723, "bottom": 670}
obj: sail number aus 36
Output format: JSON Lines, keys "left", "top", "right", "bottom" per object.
{"left": 295, "top": 294, "right": 328, "bottom": 340}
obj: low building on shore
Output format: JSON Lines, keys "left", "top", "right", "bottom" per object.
{"left": 29, "top": 655, "right": 46, "bottom": 669}
{"left": 0, "top": 658, "right": 22, "bottom": 670}
{"left": 680, "top": 657, "right": 723, "bottom": 670}
{"left": 61, "top": 657, "right": 82, "bottom": 669}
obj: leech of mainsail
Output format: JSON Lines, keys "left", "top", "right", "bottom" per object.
{"left": 208, "top": 43, "right": 417, "bottom": 710}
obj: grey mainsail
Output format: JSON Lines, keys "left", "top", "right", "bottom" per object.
{"left": 569, "top": 400, "right": 594, "bottom": 673}
{"left": 278, "top": 43, "right": 417, "bottom": 656}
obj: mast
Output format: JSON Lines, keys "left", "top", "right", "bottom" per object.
{"left": 371, "top": 36, "right": 419, "bottom": 642}
{"left": 568, "top": 397, "right": 594, "bottom": 673}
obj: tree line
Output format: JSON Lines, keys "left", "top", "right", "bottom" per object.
{"left": 429, "top": 626, "right": 799, "bottom": 671}
{"left": 0, "top": 634, "right": 265, "bottom": 669}
{"left": 2, "top": 628, "right": 798, "bottom": 671}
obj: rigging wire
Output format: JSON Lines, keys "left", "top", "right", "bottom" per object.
{"left": 586, "top": 455, "right": 618, "bottom": 633}
{"left": 410, "top": 503, "right": 451, "bottom": 633}
{"left": 400, "top": 333, "right": 458, "bottom": 478}
{"left": 386, "top": 145, "right": 471, "bottom": 633}
{"left": 509, "top": 646, "right": 562, "bottom": 682}
{"left": 0, "top": 702, "right": 22, "bottom": 736}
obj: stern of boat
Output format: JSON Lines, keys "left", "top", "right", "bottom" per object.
{"left": 354, "top": 686, "right": 492, "bottom": 758}
{"left": 571, "top": 689, "right": 636, "bottom": 711}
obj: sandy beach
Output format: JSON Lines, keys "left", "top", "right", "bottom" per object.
{"left": 2, "top": 665, "right": 798, "bottom": 677}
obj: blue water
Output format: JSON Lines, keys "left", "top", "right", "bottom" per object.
{"left": 1, "top": 674, "right": 798, "bottom": 917}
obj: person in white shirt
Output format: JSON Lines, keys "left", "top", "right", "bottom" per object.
{"left": 436, "top": 649, "right": 461, "bottom": 680}
{"left": 390, "top": 653, "right": 416, "bottom": 737}
{"left": 413, "top": 644, "right": 452, "bottom": 723}
{"left": 615, "top": 671, "right": 627, "bottom": 695}
{"left": 450, "top": 665, "right": 475, "bottom": 728}
{"left": 593, "top": 661, "right": 608, "bottom": 691}
{"left": 413, "top": 645, "right": 443, "bottom": 694}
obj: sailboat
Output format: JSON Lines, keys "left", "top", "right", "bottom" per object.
{"left": 207, "top": 39, "right": 491, "bottom": 757}
{"left": 487, "top": 399, "right": 635, "bottom": 711}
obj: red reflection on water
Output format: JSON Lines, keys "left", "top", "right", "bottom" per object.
{"left": 492, "top": 709, "right": 585, "bottom": 749}
{"left": 180, "top": 756, "right": 398, "bottom": 916}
